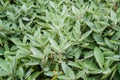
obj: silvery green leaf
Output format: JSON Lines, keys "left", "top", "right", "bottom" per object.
{"left": 94, "top": 47, "right": 104, "bottom": 69}
{"left": 30, "top": 47, "right": 44, "bottom": 59}
{"left": 61, "top": 62, "right": 75, "bottom": 79}
{"left": 17, "top": 67, "right": 24, "bottom": 79}
{"left": 79, "top": 30, "right": 92, "bottom": 42}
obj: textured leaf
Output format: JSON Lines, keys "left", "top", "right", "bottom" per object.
{"left": 0, "top": 0, "right": 119, "bottom": 80}
{"left": 76, "top": 70, "right": 85, "bottom": 79}
{"left": 61, "top": 62, "right": 75, "bottom": 79}
{"left": 72, "top": 6, "right": 79, "bottom": 15}
{"left": 79, "top": 30, "right": 92, "bottom": 42}
{"left": 84, "top": 61, "right": 98, "bottom": 70}
{"left": 30, "top": 47, "right": 44, "bottom": 59}
{"left": 17, "top": 67, "right": 24, "bottom": 79}
{"left": 105, "top": 38, "right": 115, "bottom": 49}
{"left": 48, "top": 38, "right": 61, "bottom": 53}
{"left": 30, "top": 72, "right": 41, "bottom": 80}
{"left": 58, "top": 75, "right": 71, "bottom": 80}
{"left": 110, "top": 10, "right": 116, "bottom": 21}
{"left": 0, "top": 58, "right": 10, "bottom": 73}
{"left": 94, "top": 47, "right": 104, "bottom": 69}
{"left": 68, "top": 61, "right": 82, "bottom": 69}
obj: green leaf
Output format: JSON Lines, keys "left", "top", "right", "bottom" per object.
{"left": 72, "top": 6, "right": 79, "bottom": 15}
{"left": 105, "top": 38, "right": 115, "bottom": 49}
{"left": 25, "top": 69, "right": 33, "bottom": 79}
{"left": 11, "top": 38, "right": 26, "bottom": 46}
{"left": 44, "top": 71, "right": 54, "bottom": 77}
{"left": 19, "top": 19, "right": 25, "bottom": 30}
{"left": 0, "top": 0, "right": 119, "bottom": 80}
{"left": 105, "top": 54, "right": 120, "bottom": 61}
{"left": 75, "top": 48, "right": 82, "bottom": 59}
{"left": 58, "top": 75, "right": 71, "bottom": 80}
{"left": 94, "top": 47, "right": 104, "bottom": 69}
{"left": 102, "top": 68, "right": 111, "bottom": 74}
{"left": 30, "top": 47, "right": 44, "bottom": 59}
{"left": 0, "top": 58, "right": 10, "bottom": 73}
{"left": 93, "top": 33, "right": 105, "bottom": 46}
{"left": 68, "top": 61, "right": 82, "bottom": 69}
{"left": 0, "top": 69, "right": 8, "bottom": 76}
{"left": 87, "top": 69, "right": 102, "bottom": 74}
{"left": 104, "top": 59, "right": 113, "bottom": 68}
{"left": 48, "top": 38, "right": 61, "bottom": 53}
{"left": 86, "top": 21, "right": 100, "bottom": 33}
{"left": 84, "top": 61, "right": 98, "bottom": 70}
{"left": 110, "top": 10, "right": 116, "bottom": 21}
{"left": 94, "top": 21, "right": 107, "bottom": 33}
{"left": 17, "top": 67, "right": 24, "bottom": 79}
{"left": 0, "top": 47, "right": 5, "bottom": 55}
{"left": 50, "top": 1, "right": 55, "bottom": 9}
{"left": 83, "top": 51, "right": 94, "bottom": 59}
{"left": 62, "top": 42, "right": 72, "bottom": 50}
{"left": 111, "top": 31, "right": 120, "bottom": 40}
{"left": 110, "top": 69, "right": 117, "bottom": 80}
{"left": 79, "top": 30, "right": 92, "bottom": 42}
{"left": 76, "top": 70, "right": 85, "bottom": 79}
{"left": 29, "top": 72, "right": 41, "bottom": 80}
{"left": 93, "top": 33, "right": 104, "bottom": 42}
{"left": 61, "top": 62, "right": 75, "bottom": 79}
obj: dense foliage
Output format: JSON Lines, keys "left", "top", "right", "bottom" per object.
{"left": 0, "top": 0, "right": 120, "bottom": 80}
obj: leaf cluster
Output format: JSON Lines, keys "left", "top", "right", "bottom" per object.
{"left": 0, "top": 0, "right": 120, "bottom": 80}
